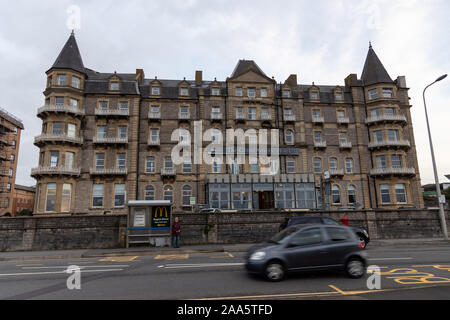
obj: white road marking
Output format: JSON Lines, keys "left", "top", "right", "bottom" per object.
{"left": 369, "top": 258, "right": 413, "bottom": 261}
{"left": 21, "top": 265, "right": 129, "bottom": 270}
{"left": 0, "top": 269, "right": 124, "bottom": 277}
{"left": 161, "top": 263, "right": 245, "bottom": 269}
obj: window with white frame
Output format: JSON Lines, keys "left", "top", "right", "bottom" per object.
{"left": 61, "top": 184, "right": 72, "bottom": 212}
{"left": 145, "top": 185, "right": 155, "bottom": 200}
{"left": 212, "top": 158, "right": 221, "bottom": 173}
{"left": 57, "top": 74, "right": 66, "bottom": 86}
{"left": 120, "top": 101, "right": 129, "bottom": 111}
{"left": 332, "top": 185, "right": 341, "bottom": 204}
{"left": 65, "top": 152, "right": 75, "bottom": 169}
{"left": 110, "top": 82, "right": 119, "bottom": 91}
{"left": 348, "top": 185, "right": 357, "bottom": 204}
{"left": 248, "top": 107, "right": 257, "bottom": 120}
{"left": 114, "top": 184, "right": 126, "bottom": 207}
{"left": 329, "top": 158, "right": 338, "bottom": 171}
{"left": 118, "top": 126, "right": 127, "bottom": 139}
{"left": 383, "top": 88, "right": 393, "bottom": 98}
{"left": 150, "top": 128, "right": 159, "bottom": 143}
{"left": 52, "top": 122, "right": 63, "bottom": 135}
{"left": 376, "top": 155, "right": 387, "bottom": 169}
{"left": 164, "top": 157, "right": 173, "bottom": 170}
{"left": 236, "top": 87, "right": 243, "bottom": 97}
{"left": 310, "top": 91, "right": 319, "bottom": 100}
{"left": 314, "top": 131, "right": 323, "bottom": 143}
{"left": 95, "top": 153, "right": 105, "bottom": 170}
{"left": 345, "top": 158, "right": 354, "bottom": 174}
{"left": 67, "top": 123, "right": 76, "bottom": 138}
{"left": 313, "top": 157, "right": 322, "bottom": 173}
{"left": 335, "top": 92, "right": 344, "bottom": 101}
{"left": 388, "top": 129, "right": 399, "bottom": 142}
{"left": 92, "top": 184, "right": 104, "bottom": 207}
{"left": 368, "top": 89, "right": 378, "bottom": 100}
{"left": 395, "top": 184, "right": 407, "bottom": 203}
{"left": 282, "top": 90, "right": 291, "bottom": 98}
{"left": 261, "top": 88, "right": 268, "bottom": 98}
{"left": 391, "top": 155, "right": 403, "bottom": 168}
{"left": 151, "top": 86, "right": 160, "bottom": 95}
{"left": 182, "top": 186, "right": 192, "bottom": 206}
{"left": 99, "top": 101, "right": 108, "bottom": 110}
{"left": 373, "top": 130, "right": 383, "bottom": 143}
{"left": 380, "top": 184, "right": 391, "bottom": 204}
{"left": 45, "top": 183, "right": 57, "bottom": 212}
{"left": 55, "top": 96, "right": 65, "bottom": 106}
{"left": 286, "top": 157, "right": 296, "bottom": 173}
{"left": 116, "top": 153, "right": 126, "bottom": 170}
{"left": 211, "top": 87, "right": 220, "bottom": 96}
{"left": 164, "top": 185, "right": 173, "bottom": 202}
{"left": 385, "top": 107, "right": 396, "bottom": 116}
{"left": 146, "top": 157, "right": 155, "bottom": 173}
{"left": 50, "top": 151, "right": 59, "bottom": 168}
{"left": 71, "top": 76, "right": 81, "bottom": 89}
{"left": 247, "top": 88, "right": 256, "bottom": 98}
{"left": 97, "top": 126, "right": 107, "bottom": 139}
{"left": 183, "top": 158, "right": 192, "bottom": 173}
{"left": 285, "top": 130, "right": 294, "bottom": 145}
{"left": 180, "top": 87, "right": 189, "bottom": 96}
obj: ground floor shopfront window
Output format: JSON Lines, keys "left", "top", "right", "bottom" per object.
{"left": 207, "top": 183, "right": 317, "bottom": 210}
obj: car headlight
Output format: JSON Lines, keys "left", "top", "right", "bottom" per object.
{"left": 249, "top": 251, "right": 266, "bottom": 261}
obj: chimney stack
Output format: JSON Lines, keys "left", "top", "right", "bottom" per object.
{"left": 195, "top": 70, "right": 203, "bottom": 86}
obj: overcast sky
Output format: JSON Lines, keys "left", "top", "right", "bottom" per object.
{"left": 0, "top": 0, "right": 449, "bottom": 187}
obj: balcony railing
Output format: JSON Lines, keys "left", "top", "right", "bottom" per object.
{"left": 329, "top": 169, "right": 345, "bottom": 176}
{"left": 312, "top": 116, "right": 324, "bottom": 124}
{"left": 211, "top": 112, "right": 223, "bottom": 120}
{"left": 368, "top": 140, "right": 411, "bottom": 150}
{"left": 339, "top": 141, "right": 352, "bottom": 149}
{"left": 314, "top": 140, "right": 327, "bottom": 148}
{"left": 365, "top": 114, "right": 408, "bottom": 125}
{"left": 161, "top": 168, "right": 176, "bottom": 176}
{"left": 236, "top": 113, "right": 246, "bottom": 121}
{"left": 31, "top": 166, "right": 80, "bottom": 177}
{"left": 337, "top": 117, "right": 350, "bottom": 125}
{"left": 95, "top": 109, "right": 129, "bottom": 117}
{"left": 284, "top": 115, "right": 296, "bottom": 122}
{"left": 89, "top": 168, "right": 128, "bottom": 176}
{"left": 178, "top": 112, "right": 190, "bottom": 120}
{"left": 37, "top": 105, "right": 85, "bottom": 117}
{"left": 148, "top": 138, "right": 161, "bottom": 146}
{"left": 261, "top": 114, "right": 272, "bottom": 120}
{"left": 148, "top": 111, "right": 161, "bottom": 120}
{"left": 93, "top": 137, "right": 128, "bottom": 144}
{"left": 34, "top": 134, "right": 83, "bottom": 146}
{"left": 370, "top": 167, "right": 416, "bottom": 177}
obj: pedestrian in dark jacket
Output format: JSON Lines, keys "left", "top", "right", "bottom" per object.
{"left": 171, "top": 217, "right": 181, "bottom": 248}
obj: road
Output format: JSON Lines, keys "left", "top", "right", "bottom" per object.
{"left": 0, "top": 244, "right": 449, "bottom": 300}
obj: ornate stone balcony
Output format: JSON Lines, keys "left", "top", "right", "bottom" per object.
{"left": 93, "top": 137, "right": 128, "bottom": 145}
{"left": 31, "top": 166, "right": 80, "bottom": 177}
{"left": 148, "top": 111, "right": 161, "bottom": 120}
{"left": 261, "top": 113, "right": 272, "bottom": 121}
{"left": 329, "top": 169, "right": 345, "bottom": 177}
{"left": 337, "top": 117, "right": 350, "bottom": 125}
{"left": 370, "top": 167, "right": 416, "bottom": 177}
{"left": 284, "top": 115, "right": 296, "bottom": 122}
{"left": 368, "top": 140, "right": 411, "bottom": 150}
{"left": 161, "top": 168, "right": 176, "bottom": 177}
{"left": 365, "top": 114, "right": 408, "bottom": 126}
{"left": 37, "top": 105, "right": 85, "bottom": 118}
{"left": 95, "top": 109, "right": 129, "bottom": 117}
{"left": 339, "top": 141, "right": 352, "bottom": 149}
{"left": 178, "top": 112, "right": 191, "bottom": 120}
{"left": 211, "top": 112, "right": 223, "bottom": 120}
{"left": 314, "top": 140, "right": 327, "bottom": 149}
{"left": 148, "top": 138, "right": 161, "bottom": 146}
{"left": 34, "top": 134, "right": 83, "bottom": 146}
{"left": 312, "top": 116, "right": 324, "bottom": 124}
{"left": 89, "top": 168, "right": 128, "bottom": 176}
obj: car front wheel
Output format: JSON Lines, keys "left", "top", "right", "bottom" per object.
{"left": 265, "top": 262, "right": 285, "bottom": 282}
{"left": 346, "top": 258, "right": 365, "bottom": 279}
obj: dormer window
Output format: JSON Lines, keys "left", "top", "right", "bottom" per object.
{"left": 247, "top": 88, "right": 256, "bottom": 98}
{"left": 180, "top": 87, "right": 189, "bottom": 96}
{"left": 282, "top": 90, "right": 291, "bottom": 98}
{"left": 110, "top": 81, "right": 119, "bottom": 91}
{"left": 368, "top": 88, "right": 378, "bottom": 100}
{"left": 382, "top": 88, "right": 393, "bottom": 98}
{"left": 335, "top": 92, "right": 344, "bottom": 101}
{"left": 311, "top": 91, "right": 319, "bottom": 100}
{"left": 151, "top": 86, "right": 160, "bottom": 96}
{"left": 71, "top": 76, "right": 81, "bottom": 89}
{"left": 211, "top": 87, "right": 220, "bottom": 96}
{"left": 57, "top": 74, "right": 66, "bottom": 86}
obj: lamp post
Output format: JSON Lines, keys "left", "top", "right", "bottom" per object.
{"left": 423, "top": 74, "right": 448, "bottom": 240}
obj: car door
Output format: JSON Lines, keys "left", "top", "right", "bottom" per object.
{"left": 281, "top": 227, "right": 328, "bottom": 271}
{"left": 320, "top": 226, "right": 357, "bottom": 267}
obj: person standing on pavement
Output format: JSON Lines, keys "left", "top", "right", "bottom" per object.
{"left": 172, "top": 217, "right": 181, "bottom": 248}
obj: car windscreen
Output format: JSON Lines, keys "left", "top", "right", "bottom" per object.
{"left": 270, "top": 225, "right": 303, "bottom": 244}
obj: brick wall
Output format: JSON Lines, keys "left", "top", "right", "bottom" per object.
{"left": 0, "top": 210, "right": 448, "bottom": 251}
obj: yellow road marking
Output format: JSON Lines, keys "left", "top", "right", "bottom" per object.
{"left": 328, "top": 285, "right": 389, "bottom": 295}
{"left": 100, "top": 256, "right": 138, "bottom": 262}
{"left": 193, "top": 291, "right": 340, "bottom": 300}
{"left": 154, "top": 254, "right": 189, "bottom": 260}
{"left": 226, "top": 252, "right": 234, "bottom": 258}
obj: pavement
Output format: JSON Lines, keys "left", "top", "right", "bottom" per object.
{"left": 0, "top": 238, "right": 449, "bottom": 262}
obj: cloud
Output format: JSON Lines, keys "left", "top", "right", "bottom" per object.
{"left": 0, "top": 0, "right": 449, "bottom": 186}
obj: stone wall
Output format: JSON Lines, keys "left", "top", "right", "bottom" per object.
{"left": 0, "top": 210, "right": 448, "bottom": 251}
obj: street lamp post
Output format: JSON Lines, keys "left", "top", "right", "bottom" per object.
{"left": 423, "top": 74, "right": 448, "bottom": 240}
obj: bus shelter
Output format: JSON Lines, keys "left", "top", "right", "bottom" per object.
{"left": 126, "top": 200, "right": 172, "bottom": 248}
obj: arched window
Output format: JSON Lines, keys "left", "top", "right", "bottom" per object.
{"left": 163, "top": 185, "right": 173, "bottom": 203}
{"left": 348, "top": 185, "right": 356, "bottom": 204}
{"left": 285, "top": 130, "right": 294, "bottom": 145}
{"left": 145, "top": 185, "right": 155, "bottom": 201}
{"left": 182, "top": 186, "right": 192, "bottom": 206}
{"left": 332, "top": 185, "right": 341, "bottom": 204}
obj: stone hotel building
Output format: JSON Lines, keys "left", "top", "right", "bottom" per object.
{"left": 32, "top": 33, "right": 424, "bottom": 215}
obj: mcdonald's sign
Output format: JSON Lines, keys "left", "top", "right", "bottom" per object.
{"left": 151, "top": 206, "right": 171, "bottom": 229}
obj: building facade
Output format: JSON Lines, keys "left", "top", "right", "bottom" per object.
{"left": 12, "top": 184, "right": 35, "bottom": 215}
{"left": 32, "top": 33, "right": 424, "bottom": 215}
{"left": 0, "top": 108, "right": 24, "bottom": 216}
